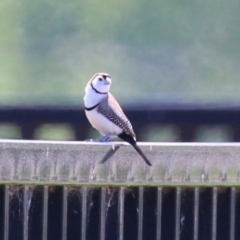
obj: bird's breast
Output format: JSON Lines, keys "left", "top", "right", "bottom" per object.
{"left": 85, "top": 109, "right": 123, "bottom": 136}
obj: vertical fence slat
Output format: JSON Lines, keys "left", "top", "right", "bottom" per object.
{"left": 100, "top": 187, "right": 106, "bottom": 240}
{"left": 23, "top": 186, "right": 29, "bottom": 240}
{"left": 138, "top": 187, "right": 144, "bottom": 240}
{"left": 42, "top": 186, "right": 48, "bottom": 240}
{"left": 230, "top": 187, "right": 236, "bottom": 240}
{"left": 212, "top": 187, "right": 218, "bottom": 240}
{"left": 156, "top": 187, "right": 162, "bottom": 240}
{"left": 175, "top": 187, "right": 181, "bottom": 240}
{"left": 81, "top": 187, "right": 87, "bottom": 240}
{"left": 62, "top": 186, "right": 68, "bottom": 240}
{"left": 193, "top": 187, "right": 199, "bottom": 240}
{"left": 119, "top": 187, "right": 125, "bottom": 240}
{"left": 4, "top": 185, "right": 9, "bottom": 240}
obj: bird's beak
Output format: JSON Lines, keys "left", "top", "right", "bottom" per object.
{"left": 104, "top": 78, "right": 111, "bottom": 85}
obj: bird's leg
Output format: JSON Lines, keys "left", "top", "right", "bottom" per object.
{"left": 84, "top": 134, "right": 112, "bottom": 142}
{"left": 98, "top": 134, "right": 112, "bottom": 142}
{"left": 84, "top": 133, "right": 122, "bottom": 163}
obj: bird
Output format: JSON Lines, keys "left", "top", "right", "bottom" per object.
{"left": 83, "top": 72, "right": 152, "bottom": 166}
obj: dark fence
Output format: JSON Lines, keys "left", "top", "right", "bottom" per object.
{"left": 0, "top": 140, "right": 240, "bottom": 240}
{"left": 0, "top": 186, "right": 239, "bottom": 240}
{"left": 0, "top": 103, "right": 240, "bottom": 141}
{"left": 0, "top": 104, "right": 240, "bottom": 240}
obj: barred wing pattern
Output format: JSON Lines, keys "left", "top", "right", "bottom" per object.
{"left": 97, "top": 93, "right": 136, "bottom": 138}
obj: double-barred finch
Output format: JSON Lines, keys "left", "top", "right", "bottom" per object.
{"left": 83, "top": 73, "right": 152, "bottom": 166}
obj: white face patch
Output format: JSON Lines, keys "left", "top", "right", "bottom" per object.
{"left": 86, "top": 74, "right": 111, "bottom": 99}
{"left": 91, "top": 74, "right": 111, "bottom": 92}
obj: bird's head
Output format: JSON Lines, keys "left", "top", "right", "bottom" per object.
{"left": 90, "top": 73, "right": 112, "bottom": 94}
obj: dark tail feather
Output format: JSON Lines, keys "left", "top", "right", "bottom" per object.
{"left": 118, "top": 132, "right": 152, "bottom": 166}
{"left": 132, "top": 143, "right": 152, "bottom": 166}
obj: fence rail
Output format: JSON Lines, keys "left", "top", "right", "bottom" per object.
{"left": 0, "top": 140, "right": 240, "bottom": 185}
{"left": 0, "top": 104, "right": 240, "bottom": 141}
{"left": 0, "top": 140, "right": 240, "bottom": 240}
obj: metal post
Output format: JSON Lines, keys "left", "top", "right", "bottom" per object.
{"left": 81, "top": 187, "right": 87, "bottom": 240}
{"left": 42, "top": 186, "right": 49, "bottom": 240}
{"left": 23, "top": 186, "right": 29, "bottom": 240}
{"left": 175, "top": 187, "right": 181, "bottom": 240}
{"left": 62, "top": 186, "right": 68, "bottom": 240}
{"left": 138, "top": 187, "right": 144, "bottom": 240}
{"left": 230, "top": 187, "right": 236, "bottom": 240}
{"left": 100, "top": 187, "right": 106, "bottom": 240}
{"left": 193, "top": 187, "right": 199, "bottom": 240}
{"left": 4, "top": 185, "right": 9, "bottom": 240}
{"left": 212, "top": 187, "right": 218, "bottom": 240}
{"left": 119, "top": 187, "right": 125, "bottom": 240}
{"left": 156, "top": 187, "right": 162, "bottom": 240}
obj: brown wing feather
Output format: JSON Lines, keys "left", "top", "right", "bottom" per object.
{"left": 97, "top": 93, "right": 136, "bottom": 138}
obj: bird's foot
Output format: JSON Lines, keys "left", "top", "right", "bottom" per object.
{"left": 98, "top": 134, "right": 112, "bottom": 142}
{"left": 84, "top": 135, "right": 112, "bottom": 142}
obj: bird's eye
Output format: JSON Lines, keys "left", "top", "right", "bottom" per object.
{"left": 98, "top": 77, "right": 103, "bottom": 81}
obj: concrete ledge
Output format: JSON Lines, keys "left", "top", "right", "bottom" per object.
{"left": 0, "top": 140, "right": 240, "bottom": 186}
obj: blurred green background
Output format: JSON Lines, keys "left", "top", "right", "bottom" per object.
{"left": 0, "top": 0, "right": 239, "bottom": 141}
{"left": 1, "top": 0, "right": 240, "bottom": 105}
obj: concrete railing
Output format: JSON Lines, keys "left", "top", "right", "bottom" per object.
{"left": 0, "top": 140, "right": 239, "bottom": 240}
{"left": 0, "top": 140, "right": 240, "bottom": 185}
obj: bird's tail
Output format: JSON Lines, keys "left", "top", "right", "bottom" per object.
{"left": 118, "top": 132, "right": 152, "bottom": 166}
{"left": 132, "top": 143, "right": 152, "bottom": 166}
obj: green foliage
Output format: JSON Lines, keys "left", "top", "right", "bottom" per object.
{"left": 0, "top": 124, "right": 21, "bottom": 139}
{"left": 0, "top": 0, "right": 240, "bottom": 106}
{"left": 35, "top": 124, "right": 75, "bottom": 140}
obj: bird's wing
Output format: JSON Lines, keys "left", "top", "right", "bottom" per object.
{"left": 97, "top": 93, "right": 136, "bottom": 137}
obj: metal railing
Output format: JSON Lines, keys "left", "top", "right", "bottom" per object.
{"left": 0, "top": 140, "right": 240, "bottom": 240}
{"left": 1, "top": 104, "right": 240, "bottom": 141}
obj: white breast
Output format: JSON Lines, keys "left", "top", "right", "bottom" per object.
{"left": 85, "top": 109, "right": 123, "bottom": 136}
